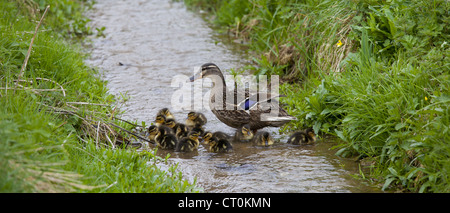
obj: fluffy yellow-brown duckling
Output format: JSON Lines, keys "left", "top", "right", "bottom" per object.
{"left": 155, "top": 126, "right": 178, "bottom": 150}
{"left": 164, "top": 118, "right": 177, "bottom": 130}
{"left": 157, "top": 108, "right": 174, "bottom": 120}
{"left": 287, "top": 128, "right": 316, "bottom": 145}
{"left": 163, "top": 118, "right": 189, "bottom": 139}
{"left": 174, "top": 123, "right": 189, "bottom": 139}
{"left": 208, "top": 136, "right": 233, "bottom": 153}
{"left": 191, "top": 124, "right": 205, "bottom": 136}
{"left": 186, "top": 111, "right": 207, "bottom": 127}
{"left": 202, "top": 131, "right": 231, "bottom": 144}
{"left": 233, "top": 124, "right": 254, "bottom": 142}
{"left": 147, "top": 125, "right": 158, "bottom": 143}
{"left": 251, "top": 131, "right": 274, "bottom": 147}
{"left": 175, "top": 131, "right": 200, "bottom": 152}
{"left": 154, "top": 114, "right": 166, "bottom": 127}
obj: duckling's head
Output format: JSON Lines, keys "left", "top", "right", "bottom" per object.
{"left": 175, "top": 123, "right": 188, "bottom": 135}
{"left": 305, "top": 128, "right": 316, "bottom": 142}
{"left": 157, "top": 108, "right": 174, "bottom": 119}
{"left": 191, "top": 124, "right": 205, "bottom": 135}
{"left": 148, "top": 125, "right": 158, "bottom": 135}
{"left": 208, "top": 136, "right": 219, "bottom": 148}
{"left": 190, "top": 63, "right": 224, "bottom": 82}
{"left": 187, "top": 111, "right": 198, "bottom": 120}
{"left": 240, "top": 124, "right": 254, "bottom": 140}
{"left": 165, "top": 118, "right": 177, "bottom": 129}
{"left": 157, "top": 126, "right": 171, "bottom": 136}
{"left": 188, "top": 131, "right": 200, "bottom": 141}
{"left": 202, "top": 131, "right": 213, "bottom": 144}
{"left": 155, "top": 115, "right": 166, "bottom": 126}
{"left": 256, "top": 131, "right": 274, "bottom": 147}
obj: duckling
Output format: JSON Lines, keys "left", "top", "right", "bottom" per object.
{"left": 251, "top": 131, "right": 274, "bottom": 147}
{"left": 157, "top": 108, "right": 174, "bottom": 120}
{"left": 186, "top": 111, "right": 207, "bottom": 127}
{"left": 164, "top": 118, "right": 177, "bottom": 130}
{"left": 287, "top": 128, "right": 316, "bottom": 145}
{"left": 174, "top": 123, "right": 189, "bottom": 139}
{"left": 154, "top": 114, "right": 166, "bottom": 127}
{"left": 175, "top": 131, "right": 200, "bottom": 152}
{"left": 202, "top": 131, "right": 231, "bottom": 144}
{"left": 233, "top": 124, "right": 254, "bottom": 142}
{"left": 147, "top": 125, "right": 158, "bottom": 143}
{"left": 155, "top": 126, "right": 178, "bottom": 150}
{"left": 208, "top": 136, "right": 233, "bottom": 153}
{"left": 191, "top": 124, "right": 205, "bottom": 136}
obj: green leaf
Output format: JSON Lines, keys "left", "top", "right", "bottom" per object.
{"left": 335, "top": 129, "right": 345, "bottom": 140}
{"left": 382, "top": 177, "right": 396, "bottom": 191}
{"left": 320, "top": 108, "right": 332, "bottom": 115}
{"left": 395, "top": 122, "right": 406, "bottom": 130}
{"left": 335, "top": 147, "right": 347, "bottom": 157}
{"left": 388, "top": 167, "right": 398, "bottom": 176}
{"left": 313, "top": 122, "right": 321, "bottom": 134}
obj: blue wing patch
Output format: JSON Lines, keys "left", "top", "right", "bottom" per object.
{"left": 240, "top": 98, "right": 258, "bottom": 110}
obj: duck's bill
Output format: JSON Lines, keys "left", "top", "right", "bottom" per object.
{"left": 189, "top": 71, "right": 202, "bottom": 82}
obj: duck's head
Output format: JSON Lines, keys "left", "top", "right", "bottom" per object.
{"left": 187, "top": 111, "right": 198, "bottom": 120}
{"left": 189, "top": 63, "right": 224, "bottom": 82}
{"left": 165, "top": 118, "right": 177, "bottom": 129}
{"left": 240, "top": 124, "right": 254, "bottom": 140}
{"left": 202, "top": 131, "right": 213, "bottom": 144}
{"left": 208, "top": 136, "right": 219, "bottom": 147}
{"left": 188, "top": 131, "right": 200, "bottom": 141}
{"left": 157, "top": 126, "right": 172, "bottom": 137}
{"left": 148, "top": 125, "right": 158, "bottom": 135}
{"left": 175, "top": 123, "right": 188, "bottom": 134}
{"left": 155, "top": 115, "right": 166, "bottom": 126}
{"left": 305, "top": 128, "right": 316, "bottom": 142}
{"left": 256, "top": 132, "right": 274, "bottom": 147}
{"left": 157, "top": 108, "right": 174, "bottom": 119}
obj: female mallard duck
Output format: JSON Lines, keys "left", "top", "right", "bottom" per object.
{"left": 157, "top": 108, "right": 174, "bottom": 120}
{"left": 175, "top": 131, "right": 200, "bottom": 152}
{"left": 190, "top": 63, "right": 295, "bottom": 131}
{"left": 287, "top": 128, "right": 316, "bottom": 145}
{"left": 186, "top": 111, "right": 207, "bottom": 127}
{"left": 155, "top": 126, "right": 178, "bottom": 150}
{"left": 251, "top": 131, "right": 274, "bottom": 147}
{"left": 233, "top": 124, "right": 254, "bottom": 142}
{"left": 202, "top": 131, "right": 231, "bottom": 144}
{"left": 208, "top": 136, "right": 233, "bottom": 153}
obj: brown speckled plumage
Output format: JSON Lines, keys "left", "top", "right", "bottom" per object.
{"left": 190, "top": 63, "right": 295, "bottom": 131}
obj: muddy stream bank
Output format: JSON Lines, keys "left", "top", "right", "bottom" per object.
{"left": 85, "top": 0, "right": 381, "bottom": 192}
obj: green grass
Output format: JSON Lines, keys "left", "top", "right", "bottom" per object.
{"left": 183, "top": 0, "right": 449, "bottom": 192}
{"left": 0, "top": 0, "right": 199, "bottom": 192}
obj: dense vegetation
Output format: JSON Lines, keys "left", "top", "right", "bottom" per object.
{"left": 0, "top": 0, "right": 199, "bottom": 192}
{"left": 183, "top": 0, "right": 449, "bottom": 192}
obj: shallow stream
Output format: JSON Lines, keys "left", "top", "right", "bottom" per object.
{"left": 86, "top": 0, "right": 380, "bottom": 192}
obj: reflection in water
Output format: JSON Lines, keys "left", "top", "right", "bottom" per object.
{"left": 86, "top": 0, "right": 380, "bottom": 192}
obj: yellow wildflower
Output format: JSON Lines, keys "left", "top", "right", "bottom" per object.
{"left": 336, "top": 40, "right": 343, "bottom": 47}
{"left": 425, "top": 96, "right": 428, "bottom": 101}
